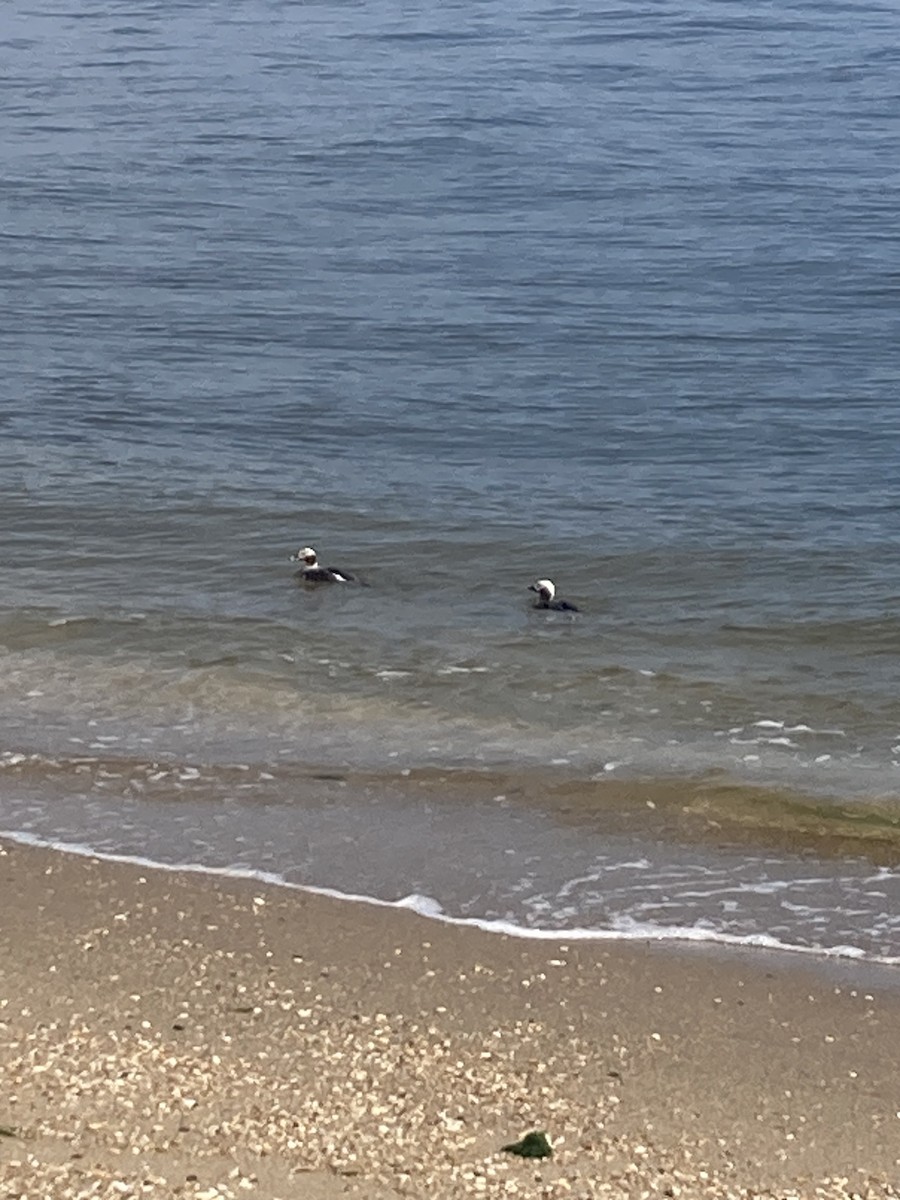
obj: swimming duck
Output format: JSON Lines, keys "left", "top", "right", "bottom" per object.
{"left": 528, "top": 578, "right": 579, "bottom": 612}
{"left": 290, "top": 546, "right": 360, "bottom": 584}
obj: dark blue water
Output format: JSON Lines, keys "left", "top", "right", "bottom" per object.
{"left": 2, "top": 0, "right": 900, "bottom": 962}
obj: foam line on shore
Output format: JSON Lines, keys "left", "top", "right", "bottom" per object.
{"left": 4, "top": 827, "right": 900, "bottom": 968}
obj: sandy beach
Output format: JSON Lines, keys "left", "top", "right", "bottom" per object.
{"left": 1, "top": 837, "right": 898, "bottom": 1199}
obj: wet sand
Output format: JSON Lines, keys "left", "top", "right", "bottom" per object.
{"left": 1, "top": 836, "right": 898, "bottom": 1199}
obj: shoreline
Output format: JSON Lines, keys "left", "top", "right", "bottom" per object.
{"left": 2, "top": 836, "right": 899, "bottom": 1198}
{"left": 3, "top": 755, "right": 900, "bottom": 969}
{"left": 5, "top": 826, "right": 900, "bottom": 979}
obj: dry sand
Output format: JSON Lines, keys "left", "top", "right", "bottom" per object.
{"left": 1, "top": 836, "right": 899, "bottom": 1199}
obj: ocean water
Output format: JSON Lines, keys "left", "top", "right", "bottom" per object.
{"left": 2, "top": 0, "right": 900, "bottom": 965}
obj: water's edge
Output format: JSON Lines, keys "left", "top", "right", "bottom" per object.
{"left": 7, "top": 825, "right": 900, "bottom": 1002}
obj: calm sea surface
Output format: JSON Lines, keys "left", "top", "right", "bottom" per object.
{"left": 2, "top": 0, "right": 900, "bottom": 964}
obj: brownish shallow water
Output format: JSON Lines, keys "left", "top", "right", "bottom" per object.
{"left": 2, "top": 749, "right": 899, "bottom": 964}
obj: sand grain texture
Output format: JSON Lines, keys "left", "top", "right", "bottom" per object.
{"left": 1, "top": 839, "right": 899, "bottom": 1199}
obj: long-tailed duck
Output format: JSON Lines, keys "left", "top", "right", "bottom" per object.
{"left": 528, "top": 578, "right": 579, "bottom": 612}
{"left": 290, "top": 546, "right": 360, "bottom": 584}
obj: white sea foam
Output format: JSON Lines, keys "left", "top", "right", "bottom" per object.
{"left": 752, "top": 719, "right": 846, "bottom": 738}
{"left": 396, "top": 893, "right": 444, "bottom": 916}
{"left": 3, "top": 829, "right": 899, "bottom": 969}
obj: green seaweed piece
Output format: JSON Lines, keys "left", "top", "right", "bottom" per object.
{"left": 0, "top": 1124, "right": 16, "bottom": 1138}
{"left": 501, "top": 1130, "right": 552, "bottom": 1158}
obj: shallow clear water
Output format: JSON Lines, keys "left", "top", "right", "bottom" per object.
{"left": 2, "top": 0, "right": 900, "bottom": 963}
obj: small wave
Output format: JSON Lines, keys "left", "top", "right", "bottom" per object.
{"left": 752, "top": 719, "right": 846, "bottom": 737}
{"left": 3, "top": 829, "right": 898, "bottom": 969}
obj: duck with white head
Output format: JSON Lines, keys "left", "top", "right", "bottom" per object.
{"left": 290, "top": 546, "right": 361, "bottom": 585}
{"left": 528, "top": 578, "right": 579, "bottom": 612}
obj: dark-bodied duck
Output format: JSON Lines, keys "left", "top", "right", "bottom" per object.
{"left": 528, "top": 578, "right": 579, "bottom": 612}
{"left": 291, "top": 546, "right": 360, "bottom": 584}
